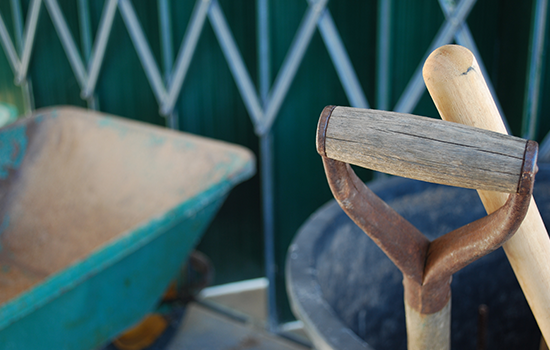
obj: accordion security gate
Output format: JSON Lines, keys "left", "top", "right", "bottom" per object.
{"left": 0, "top": 0, "right": 548, "bottom": 331}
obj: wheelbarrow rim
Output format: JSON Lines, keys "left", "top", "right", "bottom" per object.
{"left": 286, "top": 198, "right": 374, "bottom": 350}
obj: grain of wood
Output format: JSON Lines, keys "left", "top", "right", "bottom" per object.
{"left": 423, "top": 44, "right": 550, "bottom": 342}
{"left": 405, "top": 300, "right": 450, "bottom": 350}
{"left": 324, "top": 106, "right": 527, "bottom": 192}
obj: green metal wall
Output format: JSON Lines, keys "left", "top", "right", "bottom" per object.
{"left": 0, "top": 0, "right": 547, "bottom": 323}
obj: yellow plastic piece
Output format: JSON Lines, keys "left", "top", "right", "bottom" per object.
{"left": 113, "top": 313, "right": 168, "bottom": 350}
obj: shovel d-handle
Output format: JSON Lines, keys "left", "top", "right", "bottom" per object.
{"left": 318, "top": 105, "right": 535, "bottom": 193}
{"left": 317, "top": 105, "right": 537, "bottom": 349}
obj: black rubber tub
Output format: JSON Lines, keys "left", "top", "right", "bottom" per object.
{"left": 286, "top": 165, "right": 550, "bottom": 350}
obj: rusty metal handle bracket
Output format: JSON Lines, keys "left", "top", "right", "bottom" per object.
{"left": 317, "top": 105, "right": 538, "bottom": 314}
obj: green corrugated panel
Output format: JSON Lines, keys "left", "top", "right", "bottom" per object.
{"left": 269, "top": 0, "right": 378, "bottom": 323}
{"left": 394, "top": 0, "right": 442, "bottom": 117}
{"left": 538, "top": 4, "right": 550, "bottom": 142}
{"left": 171, "top": 0, "right": 263, "bottom": 284}
{"left": 0, "top": 2, "right": 26, "bottom": 115}
{"left": 468, "top": 0, "right": 533, "bottom": 135}
{"left": 28, "top": 1, "right": 87, "bottom": 111}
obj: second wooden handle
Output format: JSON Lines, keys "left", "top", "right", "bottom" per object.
{"left": 318, "top": 105, "right": 529, "bottom": 192}
{"left": 423, "top": 44, "right": 550, "bottom": 342}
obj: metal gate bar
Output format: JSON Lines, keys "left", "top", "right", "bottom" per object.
{"left": 394, "top": 0, "right": 477, "bottom": 113}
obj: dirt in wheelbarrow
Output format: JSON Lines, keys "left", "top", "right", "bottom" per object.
{"left": 0, "top": 109, "right": 249, "bottom": 305}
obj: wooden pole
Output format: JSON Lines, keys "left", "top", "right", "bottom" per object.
{"left": 423, "top": 44, "right": 550, "bottom": 342}
{"left": 405, "top": 301, "right": 451, "bottom": 350}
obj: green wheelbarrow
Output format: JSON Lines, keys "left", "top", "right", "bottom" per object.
{"left": 0, "top": 106, "right": 255, "bottom": 349}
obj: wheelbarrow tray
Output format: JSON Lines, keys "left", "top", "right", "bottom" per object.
{"left": 0, "top": 106, "right": 255, "bottom": 349}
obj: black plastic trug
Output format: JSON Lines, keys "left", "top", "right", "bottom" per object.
{"left": 286, "top": 166, "right": 550, "bottom": 350}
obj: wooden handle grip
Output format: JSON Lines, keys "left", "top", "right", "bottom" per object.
{"left": 423, "top": 44, "right": 550, "bottom": 341}
{"left": 317, "top": 105, "right": 529, "bottom": 193}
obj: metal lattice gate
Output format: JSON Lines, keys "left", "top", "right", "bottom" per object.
{"left": 0, "top": 0, "right": 548, "bottom": 331}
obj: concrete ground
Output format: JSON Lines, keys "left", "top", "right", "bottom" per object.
{"left": 165, "top": 278, "right": 311, "bottom": 350}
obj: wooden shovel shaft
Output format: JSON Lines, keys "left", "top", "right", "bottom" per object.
{"left": 423, "top": 44, "right": 550, "bottom": 342}
{"left": 320, "top": 106, "right": 529, "bottom": 192}
{"left": 405, "top": 301, "right": 451, "bottom": 350}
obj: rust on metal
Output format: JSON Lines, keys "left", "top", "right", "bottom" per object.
{"left": 321, "top": 157, "right": 429, "bottom": 287}
{"left": 316, "top": 105, "right": 336, "bottom": 158}
{"left": 317, "top": 106, "right": 537, "bottom": 315}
